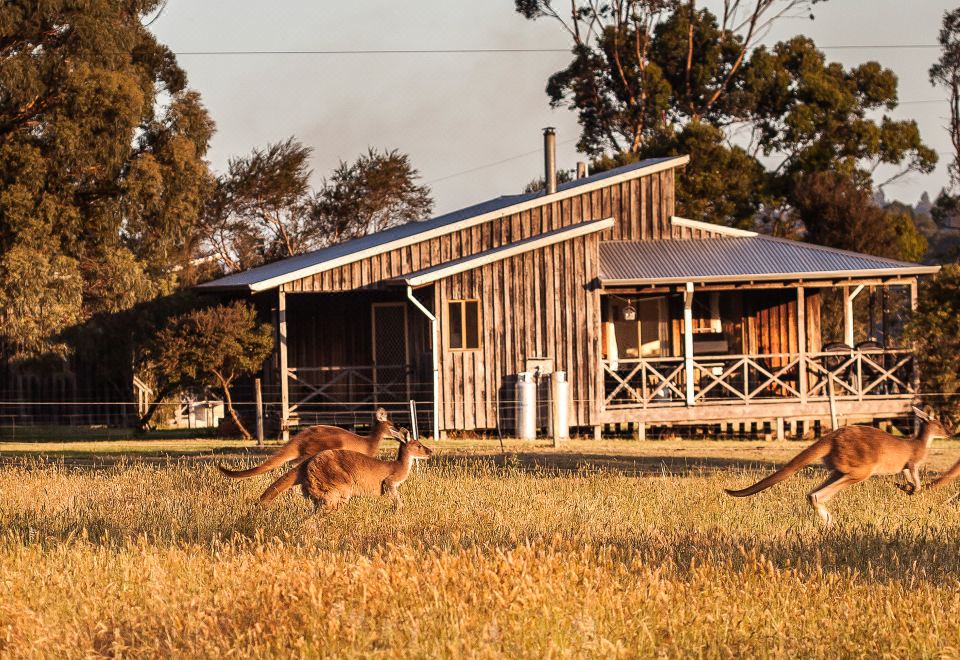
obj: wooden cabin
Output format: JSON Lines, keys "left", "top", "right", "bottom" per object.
{"left": 199, "top": 130, "right": 940, "bottom": 439}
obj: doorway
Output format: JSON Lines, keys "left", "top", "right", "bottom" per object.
{"left": 371, "top": 302, "right": 410, "bottom": 405}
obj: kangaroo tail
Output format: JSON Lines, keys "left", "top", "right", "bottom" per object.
{"left": 218, "top": 443, "right": 299, "bottom": 479}
{"left": 725, "top": 436, "right": 833, "bottom": 497}
{"left": 258, "top": 459, "right": 308, "bottom": 505}
{"left": 929, "top": 457, "right": 960, "bottom": 491}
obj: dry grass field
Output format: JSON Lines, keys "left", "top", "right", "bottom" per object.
{"left": 3, "top": 438, "right": 960, "bottom": 657}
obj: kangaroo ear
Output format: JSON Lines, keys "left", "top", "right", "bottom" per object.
{"left": 396, "top": 427, "right": 410, "bottom": 444}
{"left": 375, "top": 407, "right": 388, "bottom": 422}
{"left": 912, "top": 406, "right": 930, "bottom": 421}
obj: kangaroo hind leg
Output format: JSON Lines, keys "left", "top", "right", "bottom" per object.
{"left": 807, "top": 470, "right": 862, "bottom": 526}
{"left": 897, "top": 466, "right": 922, "bottom": 495}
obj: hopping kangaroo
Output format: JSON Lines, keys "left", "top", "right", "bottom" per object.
{"left": 725, "top": 415, "right": 952, "bottom": 525}
{"left": 259, "top": 428, "right": 433, "bottom": 512}
{"left": 218, "top": 407, "right": 404, "bottom": 479}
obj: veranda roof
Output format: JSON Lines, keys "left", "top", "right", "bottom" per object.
{"left": 599, "top": 236, "right": 940, "bottom": 285}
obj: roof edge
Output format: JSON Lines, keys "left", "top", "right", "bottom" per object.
{"left": 390, "top": 217, "right": 615, "bottom": 287}
{"left": 600, "top": 264, "right": 941, "bottom": 286}
{"left": 201, "top": 155, "right": 689, "bottom": 293}
{"left": 670, "top": 216, "right": 758, "bottom": 238}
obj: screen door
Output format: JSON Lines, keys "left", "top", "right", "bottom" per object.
{"left": 371, "top": 303, "right": 409, "bottom": 404}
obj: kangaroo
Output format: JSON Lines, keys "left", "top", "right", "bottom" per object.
{"left": 218, "top": 407, "right": 404, "bottom": 479}
{"left": 725, "top": 415, "right": 953, "bottom": 525}
{"left": 925, "top": 428, "right": 960, "bottom": 494}
{"left": 928, "top": 459, "right": 960, "bottom": 493}
{"left": 259, "top": 428, "right": 433, "bottom": 512}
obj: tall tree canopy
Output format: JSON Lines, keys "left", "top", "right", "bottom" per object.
{"left": 313, "top": 148, "right": 433, "bottom": 246}
{"left": 201, "top": 143, "right": 433, "bottom": 274}
{"left": 0, "top": 0, "right": 215, "bottom": 358}
{"left": 516, "top": 1, "right": 936, "bottom": 243}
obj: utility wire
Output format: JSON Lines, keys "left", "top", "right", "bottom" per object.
{"left": 425, "top": 138, "right": 578, "bottom": 186}
{"left": 171, "top": 44, "right": 940, "bottom": 56}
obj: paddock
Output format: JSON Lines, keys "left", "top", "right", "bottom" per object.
{"left": 4, "top": 437, "right": 960, "bottom": 655}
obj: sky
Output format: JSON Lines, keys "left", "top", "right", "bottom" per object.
{"left": 150, "top": 1, "right": 957, "bottom": 216}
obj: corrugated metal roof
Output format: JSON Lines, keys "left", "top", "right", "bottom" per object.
{"left": 390, "top": 218, "right": 614, "bottom": 286}
{"left": 599, "top": 237, "right": 940, "bottom": 284}
{"left": 198, "top": 155, "right": 686, "bottom": 292}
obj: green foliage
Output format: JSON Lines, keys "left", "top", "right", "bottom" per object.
{"left": 790, "top": 172, "right": 927, "bottom": 262}
{"left": 146, "top": 301, "right": 273, "bottom": 437}
{"left": 202, "top": 143, "right": 433, "bottom": 273}
{"left": 637, "top": 121, "right": 768, "bottom": 228}
{"left": 0, "top": 246, "right": 83, "bottom": 359}
{"left": 931, "top": 7, "right": 960, "bottom": 190}
{"left": 906, "top": 264, "right": 960, "bottom": 423}
{"left": 517, "top": 1, "right": 936, "bottom": 251}
{"left": 0, "top": 0, "right": 215, "bottom": 357}
{"left": 523, "top": 168, "right": 576, "bottom": 193}
{"left": 314, "top": 148, "right": 434, "bottom": 246}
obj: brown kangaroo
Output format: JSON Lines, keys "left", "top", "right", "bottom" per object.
{"left": 218, "top": 407, "right": 404, "bottom": 479}
{"left": 725, "top": 416, "right": 953, "bottom": 525}
{"left": 926, "top": 438, "right": 960, "bottom": 494}
{"left": 259, "top": 428, "right": 433, "bottom": 512}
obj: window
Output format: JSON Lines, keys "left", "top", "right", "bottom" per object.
{"left": 448, "top": 299, "right": 481, "bottom": 350}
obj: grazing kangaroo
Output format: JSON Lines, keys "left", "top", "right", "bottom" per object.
{"left": 218, "top": 408, "right": 404, "bottom": 479}
{"left": 259, "top": 428, "right": 433, "bottom": 512}
{"left": 725, "top": 414, "right": 953, "bottom": 525}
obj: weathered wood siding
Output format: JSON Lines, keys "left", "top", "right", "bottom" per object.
{"left": 274, "top": 165, "right": 686, "bottom": 431}
{"left": 744, "top": 290, "right": 822, "bottom": 359}
{"left": 281, "top": 168, "right": 681, "bottom": 294}
{"left": 432, "top": 234, "right": 601, "bottom": 431}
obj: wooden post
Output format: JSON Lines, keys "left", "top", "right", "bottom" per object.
{"left": 828, "top": 373, "right": 839, "bottom": 430}
{"left": 254, "top": 378, "right": 264, "bottom": 447}
{"left": 843, "top": 285, "right": 853, "bottom": 347}
{"left": 278, "top": 289, "right": 290, "bottom": 442}
{"left": 844, "top": 284, "right": 865, "bottom": 347}
{"left": 683, "top": 282, "right": 695, "bottom": 406}
{"left": 593, "top": 425, "right": 602, "bottom": 440}
{"left": 637, "top": 421, "right": 646, "bottom": 442}
{"left": 776, "top": 417, "right": 785, "bottom": 442}
{"left": 796, "top": 287, "right": 808, "bottom": 404}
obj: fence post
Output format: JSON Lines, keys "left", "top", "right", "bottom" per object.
{"left": 254, "top": 378, "right": 265, "bottom": 446}
{"left": 409, "top": 399, "right": 419, "bottom": 440}
{"left": 828, "top": 373, "right": 839, "bottom": 430}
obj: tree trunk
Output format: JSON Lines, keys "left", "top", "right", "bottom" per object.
{"left": 137, "top": 384, "right": 176, "bottom": 430}
{"left": 221, "top": 379, "right": 252, "bottom": 440}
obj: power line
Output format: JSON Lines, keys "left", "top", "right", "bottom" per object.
{"left": 174, "top": 48, "right": 570, "bottom": 56}
{"left": 171, "top": 44, "right": 940, "bottom": 57}
{"left": 819, "top": 44, "right": 939, "bottom": 50}
{"left": 425, "top": 138, "right": 578, "bottom": 186}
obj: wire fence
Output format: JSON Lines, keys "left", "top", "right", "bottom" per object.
{"left": 0, "top": 391, "right": 956, "bottom": 442}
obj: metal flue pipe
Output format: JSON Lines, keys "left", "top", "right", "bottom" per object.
{"left": 543, "top": 127, "right": 557, "bottom": 195}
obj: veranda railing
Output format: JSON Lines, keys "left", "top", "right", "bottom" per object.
{"left": 602, "top": 349, "right": 915, "bottom": 410}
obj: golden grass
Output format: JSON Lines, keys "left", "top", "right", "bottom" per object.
{"left": 3, "top": 440, "right": 960, "bottom": 657}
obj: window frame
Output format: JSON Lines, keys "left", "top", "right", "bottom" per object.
{"left": 447, "top": 298, "right": 482, "bottom": 352}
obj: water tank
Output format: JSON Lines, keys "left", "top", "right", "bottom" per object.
{"left": 515, "top": 371, "right": 537, "bottom": 440}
